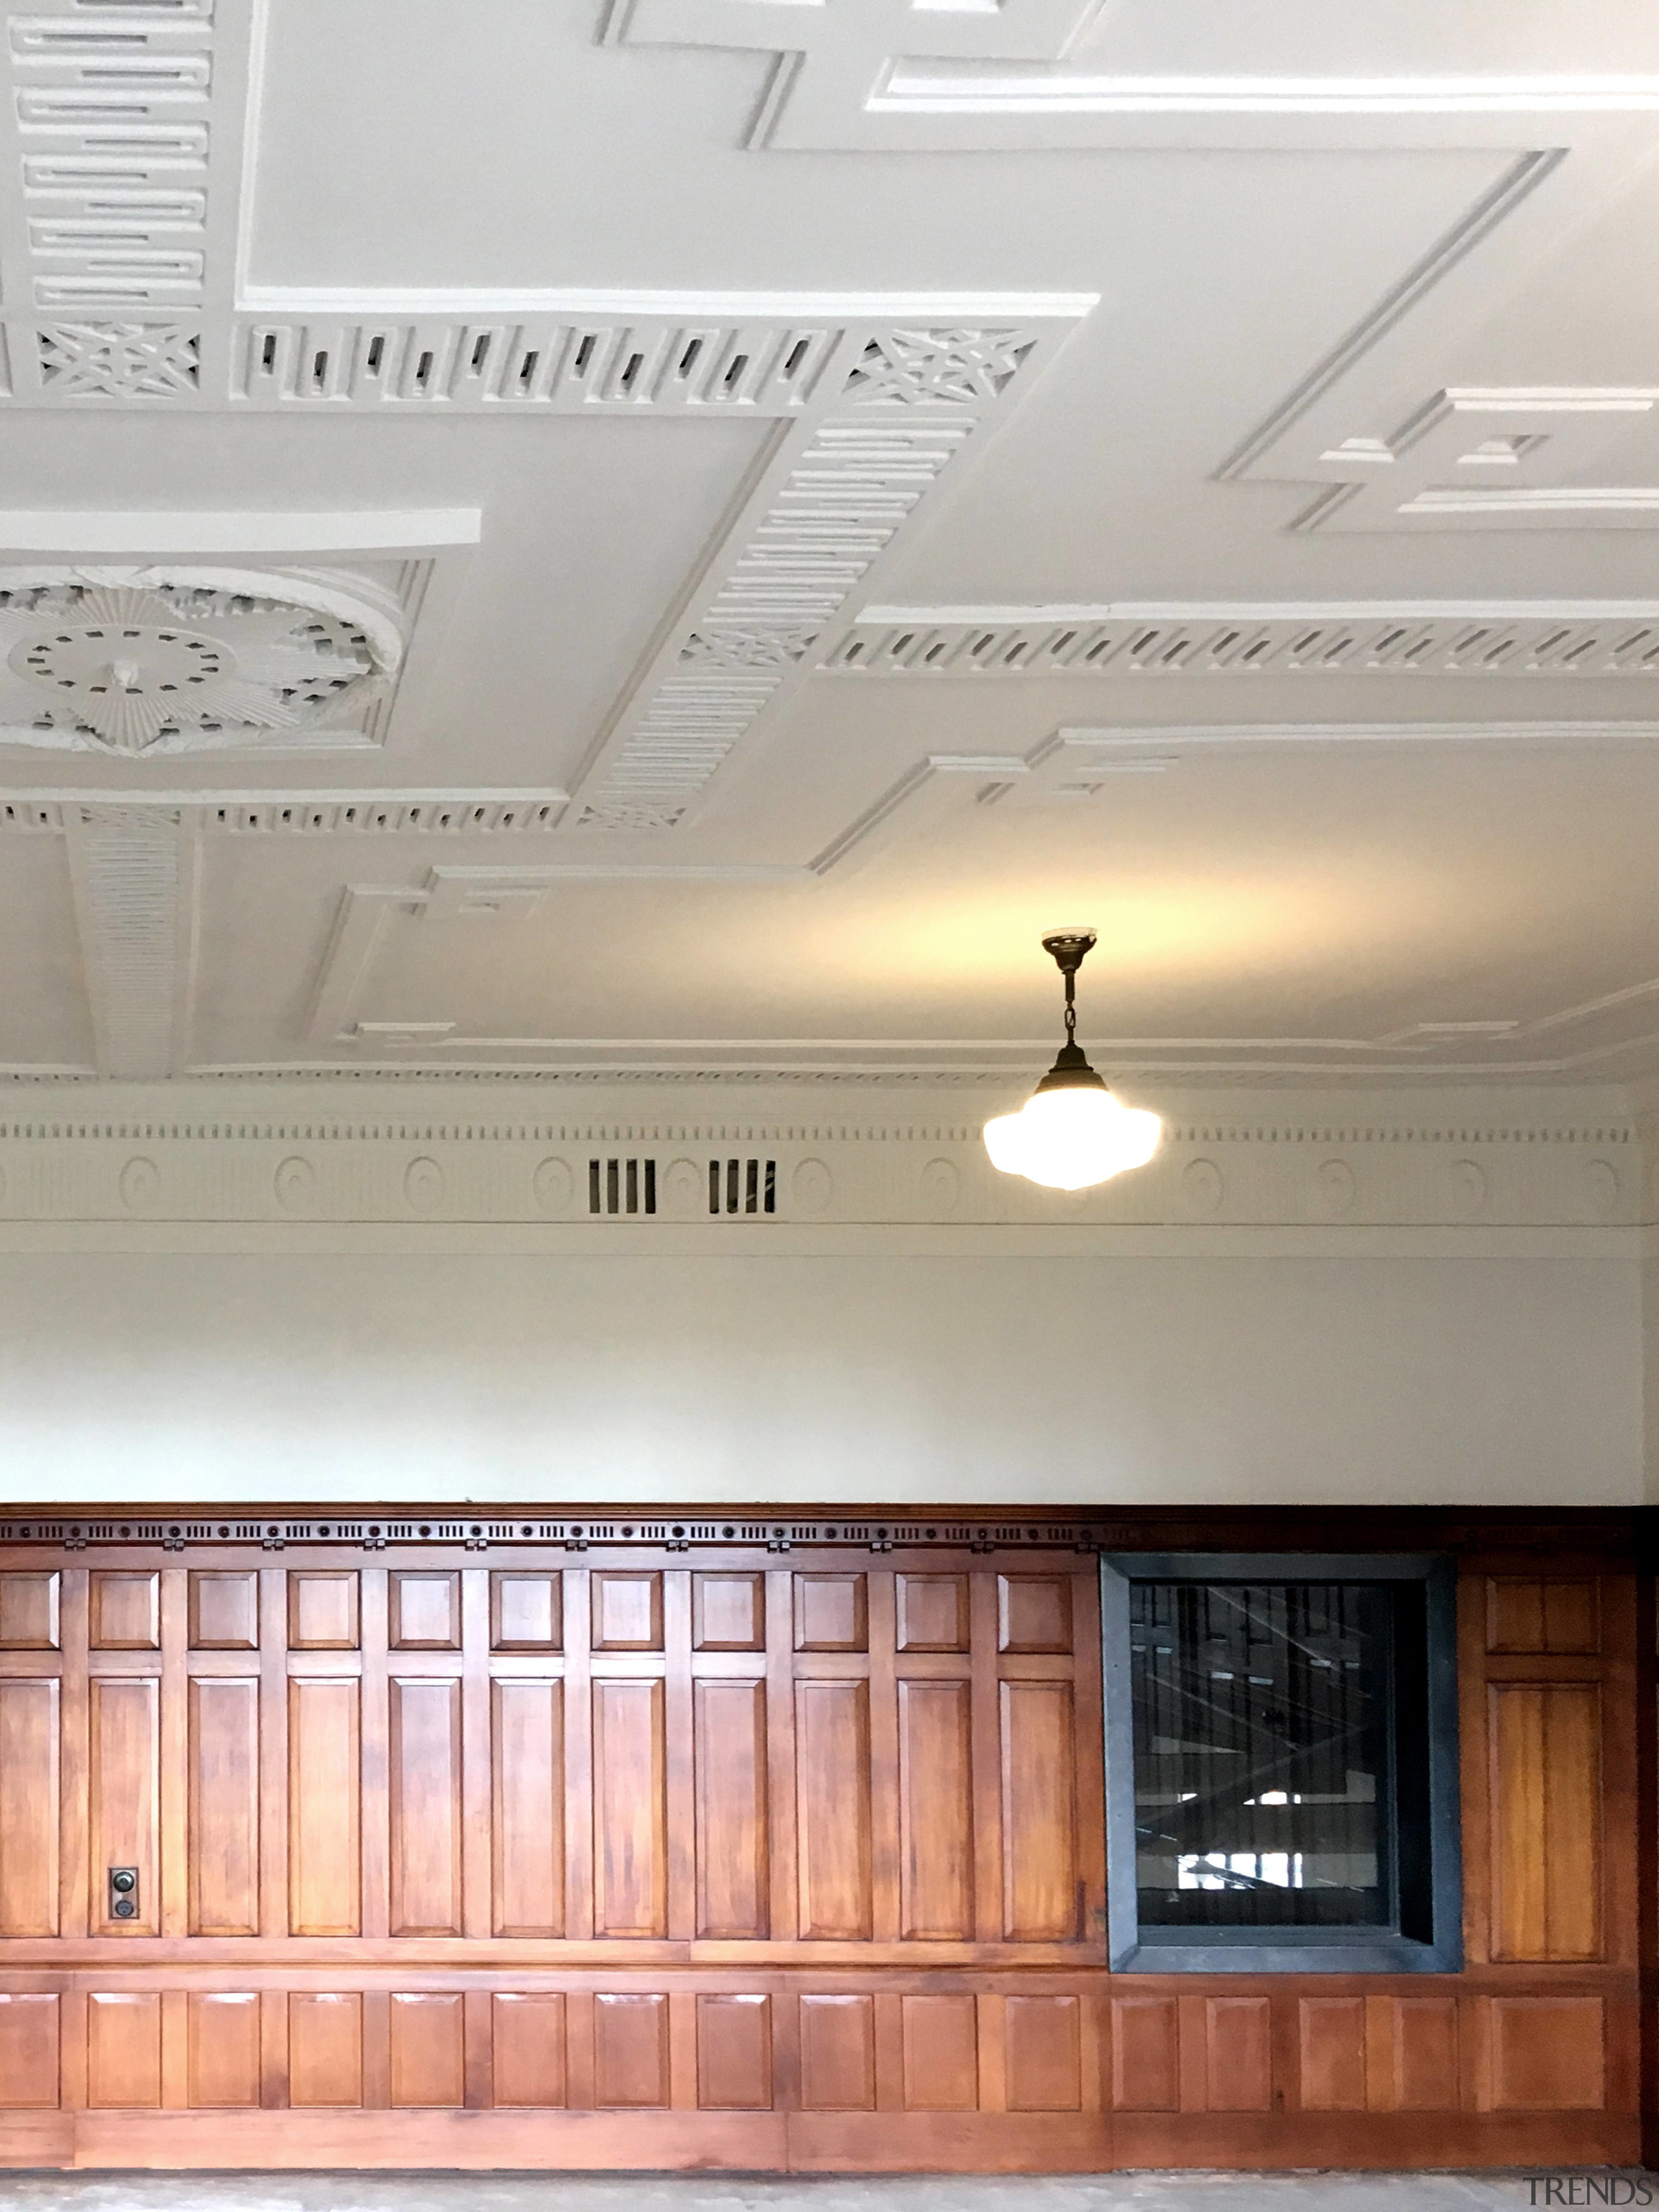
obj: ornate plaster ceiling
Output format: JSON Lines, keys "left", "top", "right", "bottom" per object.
{"left": 0, "top": 0, "right": 1656, "bottom": 1089}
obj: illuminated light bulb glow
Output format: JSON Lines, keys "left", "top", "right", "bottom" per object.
{"left": 983, "top": 927, "right": 1162, "bottom": 1190}
{"left": 984, "top": 1084, "right": 1161, "bottom": 1191}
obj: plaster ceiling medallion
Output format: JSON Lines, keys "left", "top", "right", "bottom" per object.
{"left": 0, "top": 569, "right": 400, "bottom": 755}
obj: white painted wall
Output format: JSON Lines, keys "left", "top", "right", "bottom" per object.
{"left": 0, "top": 1242, "right": 1638, "bottom": 1506}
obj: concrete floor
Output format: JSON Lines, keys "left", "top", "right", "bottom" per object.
{"left": 0, "top": 2177, "right": 1630, "bottom": 2212}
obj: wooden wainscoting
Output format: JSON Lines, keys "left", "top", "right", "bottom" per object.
{"left": 0, "top": 1506, "right": 1639, "bottom": 2171}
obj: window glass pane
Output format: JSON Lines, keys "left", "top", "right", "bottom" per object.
{"left": 1130, "top": 1582, "right": 1395, "bottom": 1930}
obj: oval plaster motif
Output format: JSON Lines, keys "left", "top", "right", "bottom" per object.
{"left": 1450, "top": 1159, "right": 1487, "bottom": 1219}
{"left": 273, "top": 1156, "right": 317, "bottom": 1214}
{"left": 791, "top": 1157, "right": 833, "bottom": 1216}
{"left": 119, "top": 1155, "right": 160, "bottom": 1212}
{"left": 918, "top": 1157, "right": 960, "bottom": 1216}
{"left": 660, "top": 1157, "right": 704, "bottom": 1219}
{"left": 531, "top": 1157, "right": 574, "bottom": 1216}
{"left": 1314, "top": 1158, "right": 1356, "bottom": 1218}
{"left": 1584, "top": 1158, "right": 1621, "bottom": 1221}
{"left": 403, "top": 1156, "right": 445, "bottom": 1214}
{"left": 1181, "top": 1158, "right": 1224, "bottom": 1216}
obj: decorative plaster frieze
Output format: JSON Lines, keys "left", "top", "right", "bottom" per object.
{"left": 0, "top": 1086, "right": 1634, "bottom": 1228}
{"left": 822, "top": 605, "right": 1659, "bottom": 678}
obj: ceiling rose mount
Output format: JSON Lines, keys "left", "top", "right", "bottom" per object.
{"left": 984, "top": 929, "right": 1161, "bottom": 1191}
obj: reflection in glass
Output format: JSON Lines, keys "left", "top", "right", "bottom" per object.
{"left": 1130, "top": 1582, "right": 1395, "bottom": 1930}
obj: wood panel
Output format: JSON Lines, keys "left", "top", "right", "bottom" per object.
{"left": 999, "top": 1679, "right": 1076, "bottom": 1941}
{"left": 187, "top": 1676, "right": 259, "bottom": 1937}
{"left": 87, "top": 1991, "right": 160, "bottom": 2107}
{"left": 0, "top": 1677, "right": 58, "bottom": 1934}
{"left": 389, "top": 1677, "right": 461, "bottom": 1937}
{"left": 491, "top": 1677, "right": 564, "bottom": 1937}
{"left": 288, "top": 1993, "right": 363, "bottom": 2106}
{"left": 800, "top": 1994, "right": 876, "bottom": 2110}
{"left": 187, "top": 1992, "right": 260, "bottom": 2107}
{"left": 390, "top": 1992, "right": 465, "bottom": 2106}
{"left": 0, "top": 1570, "right": 59, "bottom": 1650}
{"left": 287, "top": 1678, "right": 360, "bottom": 1937}
{"left": 592, "top": 1677, "right": 666, "bottom": 1938}
{"left": 794, "top": 1679, "right": 871, "bottom": 1939}
{"left": 594, "top": 1992, "right": 669, "bottom": 2107}
{"left": 493, "top": 1992, "right": 566, "bottom": 2107}
{"left": 897, "top": 1677, "right": 971, "bottom": 1940}
{"left": 693, "top": 1677, "right": 767, "bottom": 1939}
{"left": 0, "top": 1516, "right": 1638, "bottom": 2175}
{"left": 0, "top": 1992, "right": 58, "bottom": 2107}
{"left": 89, "top": 1676, "right": 159, "bottom": 1934}
{"left": 697, "top": 1994, "right": 772, "bottom": 2109}
{"left": 1490, "top": 1682, "right": 1603, "bottom": 1960}
{"left": 491, "top": 1572, "right": 561, "bottom": 1652}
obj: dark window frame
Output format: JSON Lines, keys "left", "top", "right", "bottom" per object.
{"left": 1102, "top": 1551, "right": 1463, "bottom": 1974}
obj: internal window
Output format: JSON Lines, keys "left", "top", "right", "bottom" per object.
{"left": 1102, "top": 1554, "right": 1461, "bottom": 1972}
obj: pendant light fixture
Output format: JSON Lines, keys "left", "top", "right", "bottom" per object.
{"left": 983, "top": 930, "right": 1161, "bottom": 1190}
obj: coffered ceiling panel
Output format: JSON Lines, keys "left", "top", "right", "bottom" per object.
{"left": 0, "top": 0, "right": 1653, "bottom": 1091}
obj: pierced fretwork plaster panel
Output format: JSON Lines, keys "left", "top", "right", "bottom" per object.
{"left": 64, "top": 803, "right": 189, "bottom": 1081}
{"left": 564, "top": 318, "right": 1078, "bottom": 829}
{"left": 822, "top": 605, "right": 1659, "bottom": 679}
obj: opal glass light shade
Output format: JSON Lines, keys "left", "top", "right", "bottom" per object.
{"left": 983, "top": 1083, "right": 1161, "bottom": 1191}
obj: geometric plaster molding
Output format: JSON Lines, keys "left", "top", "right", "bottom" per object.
{"left": 1236, "top": 387, "right": 1659, "bottom": 533}
{"left": 0, "top": 567, "right": 402, "bottom": 755}
{"left": 603, "top": 0, "right": 1659, "bottom": 154}
{"left": 822, "top": 604, "right": 1659, "bottom": 679}
{"left": 811, "top": 720, "right": 1659, "bottom": 868}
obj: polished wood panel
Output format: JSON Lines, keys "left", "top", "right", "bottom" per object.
{"left": 897, "top": 1677, "right": 971, "bottom": 1941}
{"left": 389, "top": 1677, "right": 461, "bottom": 1937}
{"left": 0, "top": 1514, "right": 1638, "bottom": 2174}
{"left": 900, "top": 1993, "right": 977, "bottom": 2111}
{"left": 287, "top": 1573, "right": 358, "bottom": 1652}
{"left": 87, "top": 1991, "right": 160, "bottom": 2107}
{"left": 697, "top": 1993, "right": 771, "bottom": 2110}
{"left": 288, "top": 1992, "right": 362, "bottom": 2106}
{"left": 592, "top": 1677, "right": 666, "bottom": 1937}
{"left": 592, "top": 1573, "right": 663, "bottom": 1653}
{"left": 491, "top": 1677, "right": 564, "bottom": 1937}
{"left": 793, "top": 1574, "right": 866, "bottom": 1653}
{"left": 0, "top": 1992, "right": 58, "bottom": 2107}
{"left": 1299, "top": 1996, "right": 1367, "bottom": 2111}
{"left": 89, "top": 1675, "right": 159, "bottom": 1933}
{"left": 999, "top": 1679, "right": 1076, "bottom": 1941}
{"left": 493, "top": 1992, "right": 566, "bottom": 2106}
{"left": 390, "top": 1992, "right": 465, "bottom": 2106}
{"left": 1112, "top": 1996, "right": 1180, "bottom": 2111}
{"left": 1005, "top": 1995, "right": 1082, "bottom": 2111}
{"left": 187, "top": 1676, "right": 259, "bottom": 1935}
{"left": 800, "top": 1994, "right": 875, "bottom": 2110}
{"left": 187, "top": 1992, "right": 259, "bottom": 2107}
{"left": 594, "top": 1991, "right": 669, "bottom": 2107}
{"left": 0, "top": 1570, "right": 59, "bottom": 1650}
{"left": 0, "top": 1676, "right": 58, "bottom": 1934}
{"left": 491, "top": 1572, "right": 561, "bottom": 1652}
{"left": 895, "top": 1575, "right": 969, "bottom": 1653}
{"left": 287, "top": 1678, "right": 360, "bottom": 1936}
{"left": 189, "top": 1573, "right": 259, "bottom": 1652}
{"left": 795, "top": 1679, "right": 871, "bottom": 1939}
{"left": 1491, "top": 1682, "right": 1603, "bottom": 1960}
{"left": 693, "top": 1573, "right": 765, "bottom": 1652}
{"left": 389, "top": 1573, "right": 459, "bottom": 1652}
{"left": 694, "top": 1677, "right": 767, "bottom": 1939}
{"left": 89, "top": 1572, "right": 159, "bottom": 1652}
